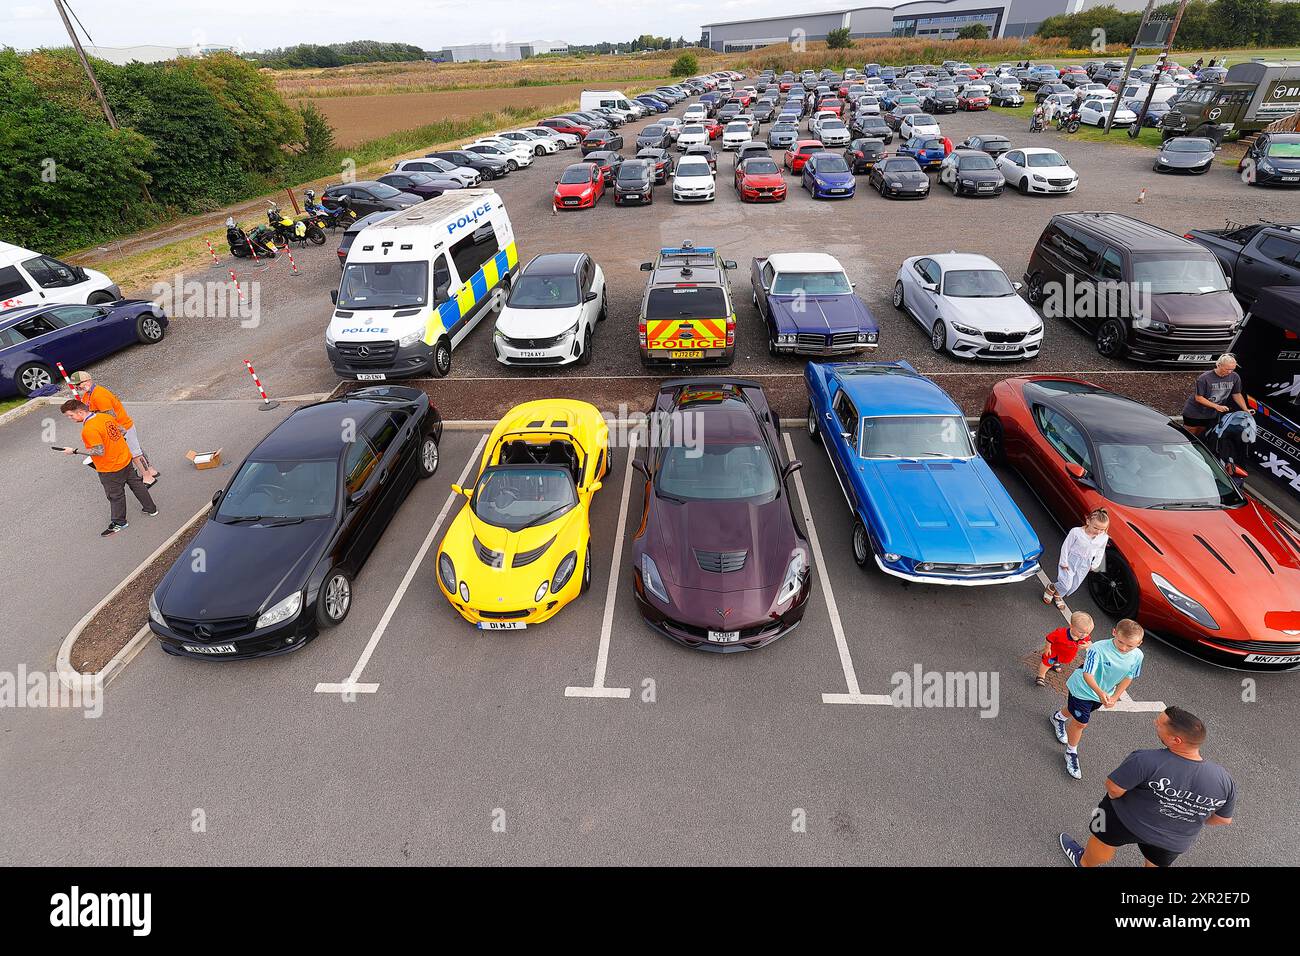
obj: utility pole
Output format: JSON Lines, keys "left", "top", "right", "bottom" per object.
{"left": 1129, "top": 0, "right": 1190, "bottom": 139}
{"left": 52, "top": 0, "right": 119, "bottom": 130}
{"left": 1104, "top": 0, "right": 1157, "bottom": 135}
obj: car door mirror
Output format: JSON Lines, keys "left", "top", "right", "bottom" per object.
{"left": 640, "top": 262, "right": 653, "bottom": 271}
{"left": 783, "top": 460, "right": 803, "bottom": 479}
{"left": 451, "top": 483, "right": 471, "bottom": 497}
{"left": 584, "top": 291, "right": 598, "bottom": 302}
{"left": 348, "top": 487, "right": 370, "bottom": 507}
{"left": 1065, "top": 462, "right": 1088, "bottom": 480}
{"left": 1012, "top": 281, "right": 1023, "bottom": 291}
{"left": 330, "top": 290, "right": 338, "bottom": 305}
{"left": 211, "top": 489, "right": 223, "bottom": 507}
{"left": 724, "top": 260, "right": 738, "bottom": 269}
{"left": 923, "top": 282, "right": 938, "bottom": 292}
{"left": 632, "top": 459, "right": 650, "bottom": 478}
{"left": 588, "top": 481, "right": 603, "bottom": 493}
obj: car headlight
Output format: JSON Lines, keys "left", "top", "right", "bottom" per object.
{"left": 256, "top": 591, "right": 302, "bottom": 630}
{"left": 325, "top": 327, "right": 337, "bottom": 346}
{"left": 952, "top": 322, "right": 981, "bottom": 336}
{"left": 1132, "top": 315, "right": 1169, "bottom": 333}
{"left": 1151, "top": 573, "right": 1217, "bottom": 629}
{"left": 580, "top": 188, "right": 592, "bottom": 197}
{"left": 776, "top": 549, "right": 808, "bottom": 605}
{"left": 561, "top": 323, "right": 579, "bottom": 339}
{"left": 438, "top": 552, "right": 456, "bottom": 592}
{"left": 1258, "top": 159, "right": 1274, "bottom": 173}
{"left": 858, "top": 331, "right": 876, "bottom": 343}
{"left": 397, "top": 329, "right": 423, "bottom": 348}
{"left": 551, "top": 550, "right": 578, "bottom": 594}
{"left": 640, "top": 553, "right": 670, "bottom": 604}
{"left": 149, "top": 592, "right": 165, "bottom": 627}
{"left": 883, "top": 552, "right": 902, "bottom": 564}
{"left": 1029, "top": 325, "right": 1043, "bottom": 336}
{"left": 1032, "top": 174, "right": 1046, "bottom": 182}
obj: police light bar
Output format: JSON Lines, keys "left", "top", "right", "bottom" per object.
{"left": 660, "top": 247, "right": 715, "bottom": 256}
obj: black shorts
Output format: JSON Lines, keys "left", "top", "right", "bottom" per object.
{"left": 1094, "top": 796, "right": 1182, "bottom": 867}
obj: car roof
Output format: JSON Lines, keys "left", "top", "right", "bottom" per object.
{"left": 1055, "top": 212, "right": 1192, "bottom": 253}
{"left": 832, "top": 363, "right": 959, "bottom": 416}
{"left": 650, "top": 246, "right": 724, "bottom": 285}
{"left": 767, "top": 253, "right": 845, "bottom": 273}
{"left": 253, "top": 398, "right": 390, "bottom": 460}
{"left": 0, "top": 303, "right": 59, "bottom": 327}
{"left": 926, "top": 252, "right": 1002, "bottom": 271}
{"left": 1023, "top": 379, "right": 1180, "bottom": 444}
{"left": 523, "top": 253, "right": 582, "bottom": 275}
{"left": 663, "top": 385, "right": 765, "bottom": 441}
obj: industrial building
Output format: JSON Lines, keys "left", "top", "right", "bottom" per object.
{"left": 701, "top": 0, "right": 1149, "bottom": 49}
{"left": 83, "top": 44, "right": 236, "bottom": 65}
{"left": 426, "top": 40, "right": 570, "bottom": 62}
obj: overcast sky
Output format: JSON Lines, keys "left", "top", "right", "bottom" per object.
{"left": 9, "top": 0, "right": 861, "bottom": 52}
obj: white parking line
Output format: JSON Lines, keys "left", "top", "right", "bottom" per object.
{"left": 315, "top": 435, "right": 487, "bottom": 697}
{"left": 1033, "top": 569, "right": 1166, "bottom": 713}
{"left": 783, "top": 432, "right": 891, "bottom": 706}
{"left": 565, "top": 438, "right": 635, "bottom": 700}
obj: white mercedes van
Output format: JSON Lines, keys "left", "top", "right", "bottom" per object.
{"left": 0, "top": 242, "right": 121, "bottom": 312}
{"left": 327, "top": 190, "right": 517, "bottom": 379}
{"left": 580, "top": 90, "right": 641, "bottom": 121}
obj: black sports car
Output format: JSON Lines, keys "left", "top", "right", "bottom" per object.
{"left": 149, "top": 387, "right": 442, "bottom": 660}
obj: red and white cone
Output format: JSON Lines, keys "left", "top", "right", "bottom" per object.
{"left": 282, "top": 245, "right": 300, "bottom": 276}
{"left": 229, "top": 268, "right": 245, "bottom": 300}
{"left": 244, "top": 360, "right": 279, "bottom": 411}
{"left": 56, "top": 361, "right": 74, "bottom": 395}
{"left": 204, "top": 238, "right": 221, "bottom": 264}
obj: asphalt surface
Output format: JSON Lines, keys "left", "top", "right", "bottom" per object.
{"left": 3, "top": 87, "right": 1297, "bottom": 866}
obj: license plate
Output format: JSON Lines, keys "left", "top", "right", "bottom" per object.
{"left": 1244, "top": 654, "right": 1295, "bottom": 664}
{"left": 183, "top": 643, "right": 237, "bottom": 654}
{"left": 355, "top": 373, "right": 386, "bottom": 381}
{"left": 1052, "top": 185, "right": 1071, "bottom": 191}
{"left": 564, "top": 199, "right": 578, "bottom": 205}
{"left": 707, "top": 630, "right": 740, "bottom": 644}
{"left": 989, "top": 343, "right": 1020, "bottom": 352}
{"left": 1283, "top": 176, "right": 1299, "bottom": 182}
{"left": 625, "top": 193, "right": 641, "bottom": 199}
{"left": 1177, "top": 353, "right": 1213, "bottom": 363}
{"left": 669, "top": 350, "right": 705, "bottom": 359}
{"left": 978, "top": 184, "right": 995, "bottom": 190}
{"left": 518, "top": 350, "right": 548, "bottom": 359}
{"left": 478, "top": 621, "right": 526, "bottom": 630}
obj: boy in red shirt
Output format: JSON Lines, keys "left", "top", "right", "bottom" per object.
{"left": 1036, "top": 610, "right": 1093, "bottom": 686}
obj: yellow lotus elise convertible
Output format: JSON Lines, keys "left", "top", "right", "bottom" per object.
{"left": 436, "top": 399, "right": 611, "bottom": 628}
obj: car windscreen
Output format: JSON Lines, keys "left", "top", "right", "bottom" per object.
{"left": 811, "top": 155, "right": 849, "bottom": 173}
{"left": 472, "top": 466, "right": 577, "bottom": 531}
{"left": 859, "top": 415, "right": 973, "bottom": 459}
{"left": 942, "top": 269, "right": 1015, "bottom": 297}
{"left": 559, "top": 166, "right": 594, "bottom": 184}
{"left": 772, "top": 271, "right": 851, "bottom": 295}
{"left": 743, "top": 159, "right": 780, "bottom": 175}
{"left": 645, "top": 287, "right": 728, "bottom": 320}
{"left": 1165, "top": 138, "right": 1212, "bottom": 152}
{"left": 217, "top": 459, "right": 337, "bottom": 521}
{"left": 1266, "top": 141, "right": 1300, "bottom": 158}
{"left": 1132, "top": 254, "right": 1229, "bottom": 294}
{"left": 958, "top": 153, "right": 997, "bottom": 169}
{"left": 507, "top": 274, "right": 580, "bottom": 309}
{"left": 1096, "top": 439, "right": 1243, "bottom": 508}
{"left": 616, "top": 163, "right": 649, "bottom": 181}
{"left": 883, "top": 159, "right": 919, "bottom": 172}
{"left": 677, "top": 162, "right": 712, "bottom": 178}
{"left": 337, "top": 261, "right": 428, "bottom": 309}
{"left": 726, "top": 123, "right": 749, "bottom": 133}
{"left": 655, "top": 442, "right": 778, "bottom": 502}
{"left": 369, "top": 183, "right": 402, "bottom": 198}
{"left": 1026, "top": 152, "right": 1067, "bottom": 168}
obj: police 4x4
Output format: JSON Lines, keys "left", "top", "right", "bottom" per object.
{"left": 637, "top": 243, "right": 738, "bottom": 367}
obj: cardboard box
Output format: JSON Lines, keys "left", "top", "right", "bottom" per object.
{"left": 186, "top": 448, "right": 223, "bottom": 470}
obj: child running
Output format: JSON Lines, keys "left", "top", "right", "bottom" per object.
{"left": 1036, "top": 611, "right": 1093, "bottom": 686}
{"left": 1050, "top": 619, "right": 1145, "bottom": 780}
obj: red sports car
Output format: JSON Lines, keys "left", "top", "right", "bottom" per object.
{"left": 553, "top": 162, "right": 603, "bottom": 210}
{"left": 784, "top": 139, "right": 824, "bottom": 173}
{"left": 958, "top": 92, "right": 990, "bottom": 111}
{"left": 978, "top": 376, "right": 1300, "bottom": 671}
{"left": 734, "top": 156, "right": 787, "bottom": 202}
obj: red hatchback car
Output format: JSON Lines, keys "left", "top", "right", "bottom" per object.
{"left": 702, "top": 118, "right": 723, "bottom": 139}
{"left": 958, "top": 92, "right": 990, "bottom": 111}
{"left": 784, "top": 139, "right": 824, "bottom": 173}
{"left": 734, "top": 155, "right": 787, "bottom": 202}
{"left": 553, "top": 162, "right": 603, "bottom": 210}
{"left": 978, "top": 376, "right": 1300, "bottom": 671}
{"left": 539, "top": 117, "right": 590, "bottom": 139}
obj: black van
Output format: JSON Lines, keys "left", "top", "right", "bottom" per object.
{"left": 1024, "top": 212, "right": 1243, "bottom": 364}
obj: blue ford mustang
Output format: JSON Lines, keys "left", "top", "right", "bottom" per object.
{"left": 805, "top": 360, "right": 1041, "bottom": 585}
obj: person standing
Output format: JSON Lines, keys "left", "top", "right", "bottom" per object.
{"left": 1036, "top": 610, "right": 1094, "bottom": 687}
{"left": 1060, "top": 706, "right": 1235, "bottom": 866}
{"left": 1042, "top": 508, "right": 1109, "bottom": 610}
{"left": 68, "top": 371, "right": 159, "bottom": 486}
{"left": 1182, "top": 353, "right": 1249, "bottom": 436}
{"left": 1050, "top": 619, "right": 1144, "bottom": 780}
{"left": 60, "top": 399, "right": 157, "bottom": 536}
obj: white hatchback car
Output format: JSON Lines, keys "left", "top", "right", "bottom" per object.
{"left": 722, "top": 122, "right": 751, "bottom": 150}
{"left": 899, "top": 113, "right": 941, "bottom": 139}
{"left": 892, "top": 253, "right": 1043, "bottom": 361}
{"left": 676, "top": 123, "right": 710, "bottom": 150}
{"left": 497, "top": 129, "right": 560, "bottom": 155}
{"left": 672, "top": 157, "right": 716, "bottom": 201}
{"left": 997, "top": 147, "right": 1079, "bottom": 195}
{"left": 494, "top": 253, "right": 606, "bottom": 367}
{"left": 520, "top": 127, "right": 579, "bottom": 149}
{"left": 683, "top": 104, "right": 708, "bottom": 122}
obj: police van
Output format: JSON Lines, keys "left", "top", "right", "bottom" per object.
{"left": 327, "top": 190, "right": 517, "bottom": 379}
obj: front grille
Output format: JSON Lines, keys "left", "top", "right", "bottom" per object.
{"left": 1048, "top": 177, "right": 1074, "bottom": 186}
{"left": 795, "top": 332, "right": 858, "bottom": 349}
{"left": 984, "top": 330, "right": 1027, "bottom": 343}
{"left": 479, "top": 609, "right": 533, "bottom": 620}
{"left": 695, "top": 549, "right": 747, "bottom": 573}
{"left": 512, "top": 536, "right": 555, "bottom": 568}
{"left": 163, "top": 615, "right": 254, "bottom": 639}
{"left": 1163, "top": 325, "right": 1238, "bottom": 341}
{"left": 474, "top": 536, "right": 504, "bottom": 568}
{"left": 919, "top": 562, "right": 1018, "bottom": 576}
{"left": 333, "top": 339, "right": 397, "bottom": 366}
{"left": 663, "top": 616, "right": 781, "bottom": 641}
{"left": 1203, "top": 637, "right": 1300, "bottom": 654}
{"left": 503, "top": 332, "right": 566, "bottom": 349}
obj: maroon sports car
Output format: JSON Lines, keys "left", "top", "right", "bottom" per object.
{"left": 631, "top": 379, "right": 812, "bottom": 652}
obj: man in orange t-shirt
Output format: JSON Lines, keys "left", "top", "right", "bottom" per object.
{"left": 69, "top": 370, "right": 159, "bottom": 485}
{"left": 60, "top": 399, "right": 157, "bottom": 536}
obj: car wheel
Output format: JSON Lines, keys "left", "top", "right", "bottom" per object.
{"left": 581, "top": 542, "right": 592, "bottom": 595}
{"left": 506, "top": 160, "right": 518, "bottom": 171}
{"left": 1095, "top": 318, "right": 1128, "bottom": 360}
{"left": 316, "top": 569, "right": 352, "bottom": 628}
{"left": 1027, "top": 273, "right": 1045, "bottom": 306}
{"left": 930, "top": 319, "right": 948, "bottom": 353}
{"left": 598, "top": 292, "right": 607, "bottom": 322}
{"left": 535, "top": 145, "right": 545, "bottom": 156}
{"left": 806, "top": 404, "right": 819, "bottom": 439}
{"left": 432, "top": 337, "right": 452, "bottom": 377}
{"left": 418, "top": 433, "right": 440, "bottom": 478}
{"left": 1019, "top": 176, "right": 1030, "bottom": 195}
{"left": 481, "top": 168, "right": 496, "bottom": 181}
{"left": 1088, "top": 547, "right": 1140, "bottom": 619}
{"left": 851, "top": 519, "right": 871, "bottom": 568}
{"left": 579, "top": 326, "right": 593, "bottom": 366}
{"left": 976, "top": 414, "right": 1005, "bottom": 464}
{"left": 892, "top": 280, "right": 905, "bottom": 310}
{"left": 14, "top": 362, "right": 55, "bottom": 397}
{"left": 135, "top": 313, "right": 165, "bottom": 344}
{"left": 88, "top": 291, "right": 115, "bottom": 305}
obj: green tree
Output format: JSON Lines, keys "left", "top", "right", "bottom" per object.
{"left": 826, "top": 27, "right": 853, "bottom": 49}
{"left": 670, "top": 53, "right": 698, "bottom": 77}
{"left": 1216, "top": 0, "right": 1272, "bottom": 46}
{"left": 296, "top": 101, "right": 335, "bottom": 156}
{"left": 957, "top": 23, "right": 990, "bottom": 40}
{"left": 180, "top": 52, "right": 303, "bottom": 173}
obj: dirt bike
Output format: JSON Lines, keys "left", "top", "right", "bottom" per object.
{"left": 267, "top": 201, "right": 327, "bottom": 247}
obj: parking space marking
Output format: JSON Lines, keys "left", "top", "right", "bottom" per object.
{"left": 783, "top": 432, "right": 892, "bottom": 706}
{"left": 565, "top": 438, "right": 635, "bottom": 700}
{"left": 314, "top": 435, "right": 487, "bottom": 697}
{"left": 1032, "top": 569, "right": 1166, "bottom": 713}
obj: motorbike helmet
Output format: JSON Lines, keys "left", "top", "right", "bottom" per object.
{"left": 305, "top": 189, "right": 316, "bottom": 202}
{"left": 226, "top": 216, "right": 236, "bottom": 227}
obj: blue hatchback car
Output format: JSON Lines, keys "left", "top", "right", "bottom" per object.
{"left": 801, "top": 152, "right": 856, "bottom": 198}
{"left": 0, "top": 300, "right": 167, "bottom": 397}
{"left": 805, "top": 360, "right": 1041, "bottom": 585}
{"left": 900, "top": 136, "right": 947, "bottom": 170}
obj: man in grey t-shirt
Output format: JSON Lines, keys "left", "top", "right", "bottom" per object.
{"left": 1182, "top": 354, "right": 1248, "bottom": 436}
{"left": 1060, "top": 706, "right": 1236, "bottom": 866}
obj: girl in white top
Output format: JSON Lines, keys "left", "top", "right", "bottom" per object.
{"left": 1043, "top": 509, "right": 1110, "bottom": 610}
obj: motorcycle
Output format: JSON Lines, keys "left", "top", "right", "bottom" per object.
{"left": 226, "top": 217, "right": 278, "bottom": 259}
{"left": 1055, "top": 108, "right": 1082, "bottom": 134}
{"left": 267, "top": 201, "right": 327, "bottom": 247}
{"left": 304, "top": 189, "right": 357, "bottom": 231}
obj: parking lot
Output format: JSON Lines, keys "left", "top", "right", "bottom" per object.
{"left": 3, "top": 83, "right": 1298, "bottom": 867}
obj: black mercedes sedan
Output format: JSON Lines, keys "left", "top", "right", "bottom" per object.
{"left": 149, "top": 387, "right": 442, "bottom": 659}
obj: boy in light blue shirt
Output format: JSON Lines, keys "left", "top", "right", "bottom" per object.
{"left": 1050, "top": 618, "right": 1144, "bottom": 780}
